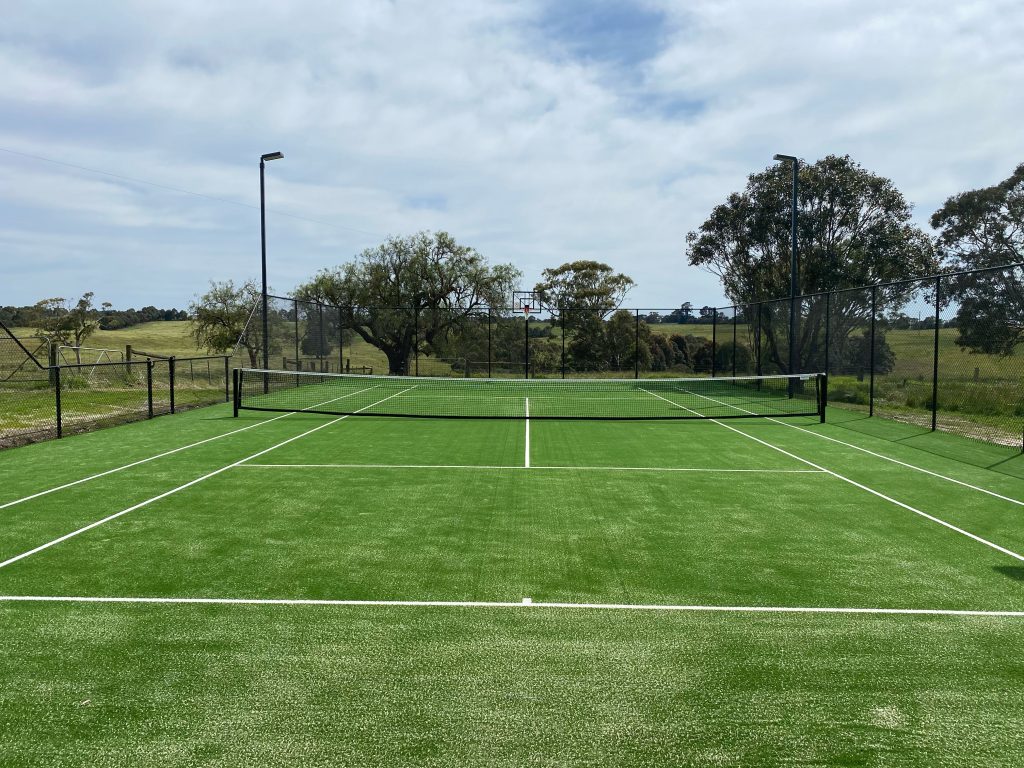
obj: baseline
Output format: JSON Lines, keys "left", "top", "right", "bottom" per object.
{"left": 0, "top": 387, "right": 412, "bottom": 571}
{"left": 639, "top": 388, "right": 1024, "bottom": 563}
{"left": 1, "top": 594, "right": 1022, "bottom": 619}
{"left": 0, "top": 384, "right": 383, "bottom": 512}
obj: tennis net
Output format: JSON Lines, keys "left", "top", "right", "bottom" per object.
{"left": 234, "top": 369, "right": 827, "bottom": 421}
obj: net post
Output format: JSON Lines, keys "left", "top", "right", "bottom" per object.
{"left": 169, "top": 356, "right": 176, "bottom": 414}
{"left": 54, "top": 364, "right": 62, "bottom": 439}
{"left": 869, "top": 284, "right": 877, "bottom": 417}
{"left": 711, "top": 308, "right": 717, "bottom": 377}
{"left": 931, "top": 275, "right": 941, "bottom": 431}
{"left": 147, "top": 360, "right": 154, "bottom": 417}
{"left": 232, "top": 368, "right": 240, "bottom": 417}
{"left": 819, "top": 373, "right": 828, "bottom": 423}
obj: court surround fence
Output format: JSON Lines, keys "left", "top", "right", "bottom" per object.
{"left": 0, "top": 323, "right": 230, "bottom": 447}
{"left": 253, "top": 263, "right": 1023, "bottom": 451}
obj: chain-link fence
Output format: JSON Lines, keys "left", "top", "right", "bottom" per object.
{"left": 1, "top": 322, "right": 230, "bottom": 447}
{"left": 246, "top": 268, "right": 1024, "bottom": 451}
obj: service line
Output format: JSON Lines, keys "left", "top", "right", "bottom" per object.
{"left": 0, "top": 594, "right": 1021, "bottom": 619}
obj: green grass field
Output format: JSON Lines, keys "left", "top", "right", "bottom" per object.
{"left": 1, "top": 383, "right": 1023, "bottom": 765}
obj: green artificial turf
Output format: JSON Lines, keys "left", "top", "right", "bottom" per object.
{"left": 1, "top": 398, "right": 1023, "bottom": 766}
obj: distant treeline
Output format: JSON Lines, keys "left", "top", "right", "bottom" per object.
{"left": 0, "top": 305, "right": 188, "bottom": 330}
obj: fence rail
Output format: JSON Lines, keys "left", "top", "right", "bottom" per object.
{"left": 0, "top": 328, "right": 231, "bottom": 447}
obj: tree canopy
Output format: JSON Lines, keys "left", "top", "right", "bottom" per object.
{"left": 686, "top": 155, "right": 938, "bottom": 372}
{"left": 295, "top": 231, "right": 520, "bottom": 374}
{"left": 189, "top": 280, "right": 263, "bottom": 365}
{"left": 533, "top": 261, "right": 634, "bottom": 314}
{"left": 931, "top": 162, "right": 1024, "bottom": 355}
{"left": 34, "top": 293, "right": 106, "bottom": 362}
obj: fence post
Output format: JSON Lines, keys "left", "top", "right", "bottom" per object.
{"left": 635, "top": 309, "right": 640, "bottom": 379}
{"left": 732, "top": 308, "right": 738, "bottom": 377}
{"left": 414, "top": 306, "right": 419, "bottom": 377}
{"left": 232, "top": 368, "right": 239, "bottom": 417}
{"left": 824, "top": 291, "right": 831, "bottom": 377}
{"left": 487, "top": 308, "right": 492, "bottom": 378}
{"left": 338, "top": 306, "right": 344, "bottom": 373}
{"left": 524, "top": 311, "right": 530, "bottom": 379}
{"left": 755, "top": 303, "right": 762, "bottom": 377}
{"left": 931, "top": 275, "right": 941, "bottom": 431}
{"left": 869, "top": 285, "right": 877, "bottom": 417}
{"left": 169, "top": 356, "right": 176, "bottom": 414}
{"left": 54, "top": 364, "right": 62, "bottom": 438}
{"left": 148, "top": 360, "right": 154, "bottom": 417}
{"left": 561, "top": 308, "right": 566, "bottom": 379}
{"left": 711, "top": 309, "right": 717, "bottom": 377}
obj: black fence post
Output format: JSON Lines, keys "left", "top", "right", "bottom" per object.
{"left": 338, "top": 306, "right": 344, "bottom": 373}
{"left": 232, "top": 368, "right": 240, "bottom": 417}
{"left": 292, "top": 300, "right": 300, "bottom": 371}
{"left": 414, "top": 306, "right": 419, "bottom": 377}
{"left": 732, "top": 307, "right": 738, "bottom": 377}
{"left": 169, "top": 356, "right": 176, "bottom": 414}
{"left": 524, "top": 311, "right": 530, "bottom": 379}
{"left": 634, "top": 309, "right": 640, "bottom": 379}
{"left": 755, "top": 303, "right": 762, "bottom": 377}
{"left": 147, "top": 360, "right": 154, "bottom": 417}
{"left": 824, "top": 291, "right": 831, "bottom": 377}
{"left": 869, "top": 285, "right": 877, "bottom": 417}
{"left": 561, "top": 308, "right": 566, "bottom": 379}
{"left": 487, "top": 308, "right": 492, "bottom": 378}
{"left": 711, "top": 309, "right": 717, "bottom": 377}
{"left": 931, "top": 275, "right": 941, "bottom": 431}
{"left": 54, "top": 364, "right": 62, "bottom": 438}
{"left": 317, "top": 303, "right": 325, "bottom": 372}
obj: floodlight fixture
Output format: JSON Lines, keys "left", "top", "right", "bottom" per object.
{"left": 261, "top": 151, "right": 284, "bottom": 162}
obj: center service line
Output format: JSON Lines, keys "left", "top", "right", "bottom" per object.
{"left": 525, "top": 396, "right": 530, "bottom": 468}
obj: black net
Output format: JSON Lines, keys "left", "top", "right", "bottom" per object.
{"left": 237, "top": 368, "right": 825, "bottom": 421}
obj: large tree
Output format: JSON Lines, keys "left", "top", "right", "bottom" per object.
{"left": 931, "top": 163, "right": 1024, "bottom": 356}
{"left": 35, "top": 292, "right": 106, "bottom": 363}
{"left": 533, "top": 261, "right": 636, "bottom": 371}
{"left": 190, "top": 280, "right": 267, "bottom": 367}
{"left": 686, "top": 155, "right": 938, "bottom": 373}
{"left": 296, "top": 231, "right": 520, "bottom": 375}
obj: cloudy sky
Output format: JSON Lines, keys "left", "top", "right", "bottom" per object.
{"left": 1, "top": 0, "right": 1020, "bottom": 311}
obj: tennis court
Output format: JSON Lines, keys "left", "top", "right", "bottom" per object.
{"left": 2, "top": 370, "right": 1023, "bottom": 765}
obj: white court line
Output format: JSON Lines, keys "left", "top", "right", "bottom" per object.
{"left": 0, "top": 387, "right": 414, "bottom": 571}
{"left": 235, "top": 463, "right": 826, "bottom": 474}
{"left": 641, "top": 387, "right": 1024, "bottom": 563}
{"left": 1, "top": 594, "right": 1022, "bottom": 618}
{"left": 524, "top": 397, "right": 530, "bottom": 468}
{"left": 0, "top": 384, "right": 382, "bottom": 512}
{"left": 682, "top": 388, "right": 1024, "bottom": 507}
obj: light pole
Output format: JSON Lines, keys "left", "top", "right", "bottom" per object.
{"left": 260, "top": 151, "right": 283, "bottom": 385}
{"left": 774, "top": 153, "right": 799, "bottom": 389}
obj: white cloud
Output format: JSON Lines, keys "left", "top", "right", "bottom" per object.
{"left": 0, "top": 0, "right": 1021, "bottom": 310}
